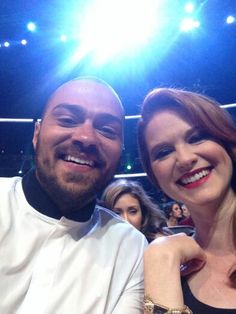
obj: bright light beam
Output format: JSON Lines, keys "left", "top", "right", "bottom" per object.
{"left": 184, "top": 2, "right": 194, "bottom": 13}
{"left": 180, "top": 17, "right": 200, "bottom": 32}
{"left": 72, "top": 0, "right": 161, "bottom": 65}
{"left": 60, "top": 34, "right": 68, "bottom": 42}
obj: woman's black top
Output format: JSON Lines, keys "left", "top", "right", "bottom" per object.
{"left": 182, "top": 277, "right": 236, "bottom": 314}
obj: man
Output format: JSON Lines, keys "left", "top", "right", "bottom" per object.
{"left": 0, "top": 78, "right": 147, "bottom": 314}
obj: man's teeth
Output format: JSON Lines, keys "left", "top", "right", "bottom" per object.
{"left": 181, "top": 169, "right": 210, "bottom": 185}
{"left": 65, "top": 155, "right": 94, "bottom": 167}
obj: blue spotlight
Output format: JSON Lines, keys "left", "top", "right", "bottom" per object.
{"left": 226, "top": 15, "right": 235, "bottom": 24}
{"left": 184, "top": 2, "right": 194, "bottom": 13}
{"left": 21, "top": 39, "right": 27, "bottom": 45}
{"left": 75, "top": 0, "right": 161, "bottom": 64}
{"left": 3, "top": 41, "right": 10, "bottom": 47}
{"left": 27, "top": 22, "right": 36, "bottom": 32}
{"left": 180, "top": 17, "right": 200, "bottom": 32}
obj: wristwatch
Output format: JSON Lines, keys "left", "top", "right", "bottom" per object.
{"left": 144, "top": 298, "right": 193, "bottom": 314}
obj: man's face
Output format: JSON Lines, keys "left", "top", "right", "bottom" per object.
{"left": 33, "top": 79, "right": 124, "bottom": 211}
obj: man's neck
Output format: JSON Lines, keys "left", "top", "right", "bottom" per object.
{"left": 22, "top": 168, "right": 96, "bottom": 222}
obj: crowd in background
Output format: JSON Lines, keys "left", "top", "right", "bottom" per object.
{"left": 100, "top": 178, "right": 195, "bottom": 241}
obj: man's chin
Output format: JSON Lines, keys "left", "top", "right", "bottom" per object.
{"left": 59, "top": 174, "right": 107, "bottom": 198}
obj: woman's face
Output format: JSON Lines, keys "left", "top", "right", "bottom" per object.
{"left": 113, "top": 193, "right": 143, "bottom": 230}
{"left": 171, "top": 203, "right": 182, "bottom": 218}
{"left": 145, "top": 110, "right": 233, "bottom": 208}
{"left": 181, "top": 204, "right": 190, "bottom": 217}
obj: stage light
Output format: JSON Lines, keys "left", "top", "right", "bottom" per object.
{"left": 126, "top": 164, "right": 132, "bottom": 171}
{"left": 18, "top": 170, "right": 23, "bottom": 174}
{"left": 180, "top": 17, "right": 200, "bottom": 32}
{"left": 4, "top": 41, "right": 10, "bottom": 47}
{"left": 76, "top": 0, "right": 161, "bottom": 64}
{"left": 60, "top": 34, "right": 68, "bottom": 42}
{"left": 226, "top": 15, "right": 235, "bottom": 24}
{"left": 184, "top": 2, "right": 194, "bottom": 13}
{"left": 27, "top": 22, "right": 36, "bottom": 32}
{"left": 21, "top": 39, "right": 27, "bottom": 45}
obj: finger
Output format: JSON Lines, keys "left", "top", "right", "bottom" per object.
{"left": 180, "top": 258, "right": 206, "bottom": 277}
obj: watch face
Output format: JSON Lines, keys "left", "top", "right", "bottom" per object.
{"left": 153, "top": 305, "right": 167, "bottom": 314}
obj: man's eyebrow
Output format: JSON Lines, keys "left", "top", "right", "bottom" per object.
{"left": 98, "top": 113, "right": 123, "bottom": 126}
{"left": 52, "top": 103, "right": 123, "bottom": 125}
{"left": 52, "top": 103, "right": 85, "bottom": 115}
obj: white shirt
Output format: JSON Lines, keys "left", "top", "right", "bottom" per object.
{"left": 0, "top": 177, "right": 147, "bottom": 314}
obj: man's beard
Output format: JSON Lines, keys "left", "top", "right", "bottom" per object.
{"left": 34, "top": 145, "right": 114, "bottom": 213}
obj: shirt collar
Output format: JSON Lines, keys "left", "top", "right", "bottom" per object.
{"left": 22, "top": 168, "right": 96, "bottom": 222}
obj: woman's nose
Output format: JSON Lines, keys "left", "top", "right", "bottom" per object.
{"left": 175, "top": 145, "right": 197, "bottom": 171}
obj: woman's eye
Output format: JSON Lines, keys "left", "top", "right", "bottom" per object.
{"left": 188, "top": 131, "right": 210, "bottom": 144}
{"left": 113, "top": 209, "right": 122, "bottom": 216}
{"left": 129, "top": 208, "right": 138, "bottom": 215}
{"left": 152, "top": 146, "right": 173, "bottom": 160}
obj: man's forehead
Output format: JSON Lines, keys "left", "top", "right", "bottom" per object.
{"left": 46, "top": 79, "right": 124, "bottom": 115}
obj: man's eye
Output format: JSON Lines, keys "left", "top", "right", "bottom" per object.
{"left": 188, "top": 131, "right": 210, "bottom": 144}
{"left": 152, "top": 146, "right": 173, "bottom": 161}
{"left": 100, "top": 126, "right": 118, "bottom": 139}
{"left": 58, "top": 116, "right": 77, "bottom": 127}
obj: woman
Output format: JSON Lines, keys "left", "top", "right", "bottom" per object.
{"left": 138, "top": 88, "right": 236, "bottom": 313}
{"left": 101, "top": 179, "right": 170, "bottom": 242}
{"left": 162, "top": 201, "right": 183, "bottom": 227}
{"left": 179, "top": 203, "right": 195, "bottom": 227}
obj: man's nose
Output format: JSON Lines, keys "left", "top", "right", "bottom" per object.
{"left": 71, "top": 121, "right": 97, "bottom": 149}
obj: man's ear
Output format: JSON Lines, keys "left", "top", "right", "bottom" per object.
{"left": 32, "top": 121, "right": 41, "bottom": 150}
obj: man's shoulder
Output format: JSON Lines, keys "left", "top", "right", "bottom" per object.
{"left": 95, "top": 205, "right": 148, "bottom": 243}
{"left": 0, "top": 176, "right": 22, "bottom": 190}
{"left": 96, "top": 204, "right": 122, "bottom": 220}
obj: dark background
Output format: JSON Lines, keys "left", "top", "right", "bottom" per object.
{"left": 1, "top": 0, "right": 236, "bottom": 202}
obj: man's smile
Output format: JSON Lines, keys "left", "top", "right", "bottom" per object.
{"left": 64, "top": 154, "right": 95, "bottom": 167}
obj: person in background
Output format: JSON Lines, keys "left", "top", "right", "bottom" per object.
{"left": 162, "top": 201, "right": 183, "bottom": 227}
{"left": 181, "top": 204, "right": 190, "bottom": 219}
{"left": 101, "top": 178, "right": 171, "bottom": 242}
{"left": 179, "top": 203, "right": 195, "bottom": 227}
{"left": 138, "top": 87, "right": 236, "bottom": 313}
{"left": 0, "top": 77, "right": 147, "bottom": 314}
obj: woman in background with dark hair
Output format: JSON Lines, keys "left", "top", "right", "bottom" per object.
{"left": 162, "top": 201, "right": 183, "bottom": 227}
{"left": 138, "top": 88, "right": 236, "bottom": 313}
{"left": 101, "top": 179, "right": 171, "bottom": 242}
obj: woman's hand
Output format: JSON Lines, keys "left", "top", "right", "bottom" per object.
{"left": 144, "top": 233, "right": 206, "bottom": 308}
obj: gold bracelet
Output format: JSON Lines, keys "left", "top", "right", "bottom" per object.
{"left": 144, "top": 297, "right": 193, "bottom": 314}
